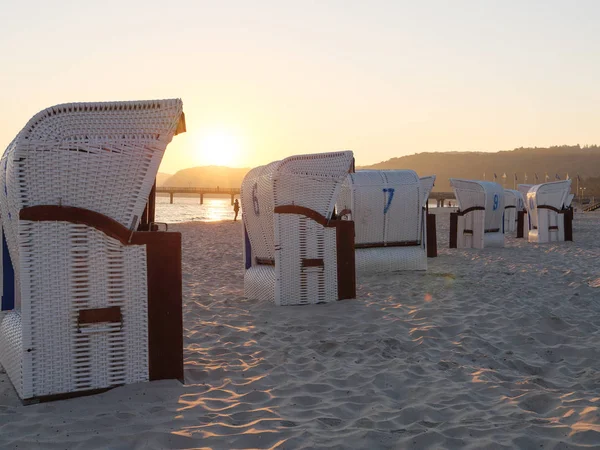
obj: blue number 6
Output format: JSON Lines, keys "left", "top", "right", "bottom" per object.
{"left": 252, "top": 183, "right": 260, "bottom": 215}
{"left": 383, "top": 188, "right": 395, "bottom": 214}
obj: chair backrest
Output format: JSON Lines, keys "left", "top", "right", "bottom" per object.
{"left": 337, "top": 170, "right": 422, "bottom": 246}
{"left": 565, "top": 193, "right": 575, "bottom": 208}
{"left": 517, "top": 184, "right": 533, "bottom": 210}
{"left": 242, "top": 151, "right": 354, "bottom": 266}
{"left": 240, "top": 162, "right": 278, "bottom": 263}
{"left": 419, "top": 175, "right": 436, "bottom": 206}
{"left": 504, "top": 189, "right": 524, "bottom": 210}
{"left": 450, "top": 179, "right": 505, "bottom": 231}
{"left": 0, "top": 99, "right": 185, "bottom": 275}
{"left": 527, "top": 180, "right": 572, "bottom": 229}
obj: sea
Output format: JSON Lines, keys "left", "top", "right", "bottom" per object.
{"left": 156, "top": 195, "right": 237, "bottom": 223}
{"left": 156, "top": 194, "right": 441, "bottom": 224}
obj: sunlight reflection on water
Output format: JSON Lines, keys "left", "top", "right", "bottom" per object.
{"left": 155, "top": 196, "right": 441, "bottom": 224}
{"left": 156, "top": 195, "right": 238, "bottom": 223}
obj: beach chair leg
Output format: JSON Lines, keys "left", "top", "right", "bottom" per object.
{"left": 564, "top": 208, "right": 573, "bottom": 241}
{"left": 516, "top": 211, "right": 525, "bottom": 238}
{"left": 335, "top": 220, "right": 356, "bottom": 300}
{"left": 427, "top": 213, "right": 437, "bottom": 257}
{"left": 131, "top": 232, "right": 184, "bottom": 383}
{"left": 449, "top": 212, "right": 458, "bottom": 248}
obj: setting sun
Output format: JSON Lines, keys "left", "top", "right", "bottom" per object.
{"left": 196, "top": 130, "right": 241, "bottom": 167}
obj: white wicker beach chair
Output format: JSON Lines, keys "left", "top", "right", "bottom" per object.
{"left": 527, "top": 180, "right": 572, "bottom": 243}
{"left": 242, "top": 151, "right": 356, "bottom": 306}
{"left": 449, "top": 179, "right": 505, "bottom": 249}
{"left": 503, "top": 189, "right": 524, "bottom": 233}
{"left": 336, "top": 170, "right": 427, "bottom": 275}
{"left": 0, "top": 99, "right": 185, "bottom": 402}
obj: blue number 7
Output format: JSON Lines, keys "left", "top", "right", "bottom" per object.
{"left": 383, "top": 188, "right": 395, "bottom": 214}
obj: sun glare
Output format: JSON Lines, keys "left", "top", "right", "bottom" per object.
{"left": 197, "top": 131, "right": 241, "bottom": 167}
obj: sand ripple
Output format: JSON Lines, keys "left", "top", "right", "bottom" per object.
{"left": 0, "top": 213, "right": 599, "bottom": 449}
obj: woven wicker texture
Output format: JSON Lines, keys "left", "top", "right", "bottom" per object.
{"left": 0, "top": 99, "right": 183, "bottom": 280}
{"left": 527, "top": 180, "right": 571, "bottom": 243}
{"left": 242, "top": 151, "right": 354, "bottom": 305}
{"left": 244, "top": 266, "right": 275, "bottom": 303}
{"left": 274, "top": 216, "right": 338, "bottom": 306}
{"left": 240, "top": 162, "right": 278, "bottom": 262}
{"left": 338, "top": 170, "right": 426, "bottom": 274}
{"left": 0, "top": 311, "right": 24, "bottom": 397}
{"left": 0, "top": 99, "right": 183, "bottom": 400}
{"left": 450, "top": 179, "right": 505, "bottom": 249}
{"left": 2, "top": 220, "right": 150, "bottom": 399}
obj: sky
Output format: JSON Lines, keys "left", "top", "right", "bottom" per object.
{"left": 1, "top": 1, "right": 600, "bottom": 174}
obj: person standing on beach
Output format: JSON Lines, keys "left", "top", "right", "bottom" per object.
{"left": 233, "top": 199, "right": 240, "bottom": 221}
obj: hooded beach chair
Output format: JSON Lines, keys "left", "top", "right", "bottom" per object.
{"left": 241, "top": 151, "right": 356, "bottom": 306}
{"left": 527, "top": 180, "right": 573, "bottom": 243}
{"left": 0, "top": 99, "right": 185, "bottom": 403}
{"left": 449, "top": 179, "right": 505, "bottom": 249}
{"left": 336, "top": 170, "right": 428, "bottom": 275}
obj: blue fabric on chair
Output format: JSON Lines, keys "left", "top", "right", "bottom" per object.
{"left": 1, "top": 229, "right": 15, "bottom": 311}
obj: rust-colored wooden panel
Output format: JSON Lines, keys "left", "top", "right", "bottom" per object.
{"left": 563, "top": 208, "right": 573, "bottom": 241}
{"left": 274, "top": 205, "right": 332, "bottom": 227}
{"left": 449, "top": 212, "right": 458, "bottom": 248}
{"left": 256, "top": 257, "right": 275, "bottom": 266}
{"left": 335, "top": 220, "right": 356, "bottom": 301}
{"left": 517, "top": 211, "right": 525, "bottom": 238}
{"left": 148, "top": 181, "right": 157, "bottom": 224}
{"left": 20, "top": 205, "right": 132, "bottom": 244}
{"left": 355, "top": 241, "right": 420, "bottom": 249}
{"left": 302, "top": 258, "right": 324, "bottom": 267}
{"left": 78, "top": 306, "right": 121, "bottom": 325}
{"left": 131, "top": 232, "right": 183, "bottom": 383}
{"left": 459, "top": 206, "right": 485, "bottom": 216}
{"left": 537, "top": 205, "right": 561, "bottom": 213}
{"left": 426, "top": 213, "right": 437, "bottom": 258}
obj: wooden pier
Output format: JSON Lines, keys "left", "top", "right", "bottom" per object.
{"left": 156, "top": 187, "right": 456, "bottom": 207}
{"left": 156, "top": 187, "right": 241, "bottom": 205}
{"left": 429, "top": 192, "right": 456, "bottom": 207}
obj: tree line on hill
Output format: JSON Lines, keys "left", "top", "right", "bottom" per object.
{"left": 360, "top": 145, "right": 600, "bottom": 197}
{"left": 157, "top": 145, "right": 600, "bottom": 199}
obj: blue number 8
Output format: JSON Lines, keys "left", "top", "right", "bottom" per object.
{"left": 493, "top": 194, "right": 499, "bottom": 211}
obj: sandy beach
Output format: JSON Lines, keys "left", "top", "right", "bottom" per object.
{"left": 1, "top": 211, "right": 599, "bottom": 449}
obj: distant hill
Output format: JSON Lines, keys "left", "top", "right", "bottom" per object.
{"left": 163, "top": 166, "right": 250, "bottom": 189}
{"left": 156, "top": 172, "right": 172, "bottom": 187}
{"left": 359, "top": 145, "right": 600, "bottom": 193}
